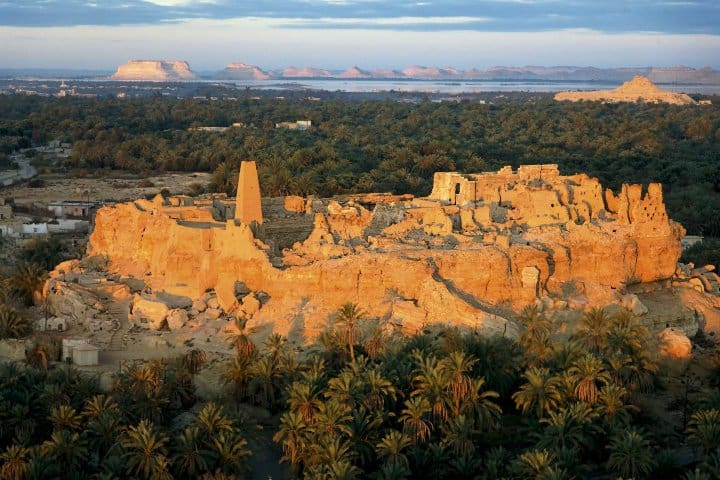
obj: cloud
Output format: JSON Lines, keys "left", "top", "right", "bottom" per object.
{"left": 0, "top": 0, "right": 718, "bottom": 36}
{"left": 278, "top": 15, "right": 493, "bottom": 28}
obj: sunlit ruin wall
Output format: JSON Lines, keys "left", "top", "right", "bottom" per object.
{"left": 88, "top": 163, "right": 684, "bottom": 339}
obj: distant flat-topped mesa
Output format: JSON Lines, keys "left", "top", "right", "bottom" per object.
{"left": 88, "top": 163, "right": 684, "bottom": 341}
{"left": 110, "top": 60, "right": 197, "bottom": 81}
{"left": 216, "top": 62, "right": 270, "bottom": 80}
{"left": 554, "top": 76, "right": 696, "bottom": 105}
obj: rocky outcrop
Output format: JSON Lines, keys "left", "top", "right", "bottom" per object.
{"left": 555, "top": 76, "right": 696, "bottom": 105}
{"left": 402, "top": 65, "right": 444, "bottom": 78}
{"left": 658, "top": 327, "right": 692, "bottom": 360}
{"left": 339, "top": 66, "right": 371, "bottom": 79}
{"left": 88, "top": 164, "right": 685, "bottom": 343}
{"left": 110, "top": 60, "right": 197, "bottom": 81}
{"left": 196, "top": 64, "right": 720, "bottom": 83}
{"left": 215, "top": 63, "right": 270, "bottom": 80}
{"left": 281, "top": 66, "right": 332, "bottom": 78}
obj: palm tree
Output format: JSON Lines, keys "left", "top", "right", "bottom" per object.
{"left": 596, "top": 383, "right": 637, "bottom": 426}
{"left": 121, "top": 419, "right": 170, "bottom": 479}
{"left": 511, "top": 449, "right": 558, "bottom": 479}
{"left": 173, "top": 426, "right": 212, "bottom": 477}
{"left": 364, "top": 324, "right": 387, "bottom": 358}
{"left": 274, "top": 411, "right": 309, "bottom": 474}
{"left": 9, "top": 261, "right": 47, "bottom": 306}
{"left": 211, "top": 431, "right": 251, "bottom": 475}
{"left": 220, "top": 356, "right": 252, "bottom": 399}
{"left": 346, "top": 408, "right": 383, "bottom": 466}
{"left": 183, "top": 349, "right": 208, "bottom": 375}
{"left": 194, "top": 402, "right": 233, "bottom": 440}
{"left": 287, "top": 381, "right": 323, "bottom": 423}
{"left": 0, "top": 445, "right": 30, "bottom": 480}
{"left": 442, "top": 350, "right": 477, "bottom": 416}
{"left": 249, "top": 356, "right": 277, "bottom": 408}
{"left": 335, "top": 302, "right": 366, "bottom": 364}
{"left": 326, "top": 370, "right": 362, "bottom": 408}
{"left": 40, "top": 429, "right": 89, "bottom": 473}
{"left": 483, "top": 446, "right": 511, "bottom": 479}
{"left": 0, "top": 306, "right": 31, "bottom": 339}
{"left": 324, "top": 459, "right": 362, "bottom": 480}
{"left": 607, "top": 350, "right": 658, "bottom": 394}
{"left": 536, "top": 402, "right": 598, "bottom": 452}
{"left": 518, "top": 305, "right": 553, "bottom": 365}
{"left": 412, "top": 353, "right": 450, "bottom": 421}
{"left": 263, "top": 332, "right": 288, "bottom": 368}
{"left": 568, "top": 353, "right": 611, "bottom": 404}
{"left": 49, "top": 404, "right": 83, "bottom": 430}
{"left": 375, "top": 461, "right": 411, "bottom": 480}
{"left": 441, "top": 414, "right": 476, "bottom": 457}
{"left": 86, "top": 412, "right": 121, "bottom": 461}
{"left": 512, "top": 367, "right": 562, "bottom": 418}
{"left": 400, "top": 396, "right": 433, "bottom": 443}
{"left": 314, "top": 399, "right": 352, "bottom": 438}
{"left": 376, "top": 430, "right": 413, "bottom": 468}
{"left": 364, "top": 369, "right": 397, "bottom": 411}
{"left": 686, "top": 409, "right": 720, "bottom": 455}
{"left": 463, "top": 377, "right": 502, "bottom": 430}
{"left": 574, "top": 307, "right": 609, "bottom": 354}
{"left": 307, "top": 435, "right": 354, "bottom": 473}
{"left": 82, "top": 394, "right": 121, "bottom": 420}
{"left": 226, "top": 316, "right": 256, "bottom": 358}
{"left": 549, "top": 340, "right": 584, "bottom": 371}
{"left": 606, "top": 428, "right": 656, "bottom": 479}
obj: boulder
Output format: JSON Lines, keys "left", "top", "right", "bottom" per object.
{"left": 689, "top": 278, "right": 706, "bottom": 293}
{"left": 133, "top": 296, "right": 170, "bottom": 329}
{"left": 45, "top": 281, "right": 100, "bottom": 325}
{"left": 284, "top": 196, "right": 306, "bottom": 214}
{"left": 207, "top": 297, "right": 220, "bottom": 310}
{"left": 121, "top": 277, "right": 146, "bottom": 293}
{"left": 167, "top": 309, "right": 188, "bottom": 330}
{"left": 241, "top": 293, "right": 261, "bottom": 316}
{"left": 206, "top": 308, "right": 223, "bottom": 320}
{"left": 156, "top": 292, "right": 193, "bottom": 309}
{"left": 658, "top": 328, "right": 692, "bottom": 360}
{"left": 192, "top": 299, "right": 207, "bottom": 313}
{"left": 620, "top": 294, "right": 648, "bottom": 316}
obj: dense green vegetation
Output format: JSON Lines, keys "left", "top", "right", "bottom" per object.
{"left": 2, "top": 303, "right": 720, "bottom": 479}
{"left": 682, "top": 239, "right": 720, "bottom": 270}
{"left": 0, "top": 357, "right": 253, "bottom": 479}
{"left": 0, "top": 237, "right": 77, "bottom": 340}
{"left": 1, "top": 94, "right": 719, "bottom": 235}
{"left": 1, "top": 93, "right": 720, "bottom": 477}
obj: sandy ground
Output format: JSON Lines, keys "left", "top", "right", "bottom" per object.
{"left": 2, "top": 171, "right": 211, "bottom": 204}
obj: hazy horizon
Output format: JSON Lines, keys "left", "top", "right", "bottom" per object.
{"left": 1, "top": 1, "right": 720, "bottom": 70}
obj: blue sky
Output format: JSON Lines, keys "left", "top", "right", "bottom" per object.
{"left": 1, "top": 0, "right": 719, "bottom": 70}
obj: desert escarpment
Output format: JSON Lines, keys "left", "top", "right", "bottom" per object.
{"left": 88, "top": 163, "right": 684, "bottom": 341}
{"left": 110, "top": 60, "right": 197, "bottom": 81}
{"left": 555, "top": 76, "right": 696, "bottom": 105}
{"left": 216, "top": 62, "right": 270, "bottom": 80}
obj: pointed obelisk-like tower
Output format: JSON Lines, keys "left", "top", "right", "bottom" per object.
{"left": 235, "top": 161, "right": 263, "bottom": 225}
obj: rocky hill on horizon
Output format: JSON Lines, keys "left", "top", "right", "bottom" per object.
{"left": 554, "top": 75, "right": 697, "bottom": 105}
{"left": 110, "top": 60, "right": 197, "bottom": 81}
{"left": 105, "top": 59, "right": 720, "bottom": 83}
{"left": 215, "top": 62, "right": 270, "bottom": 80}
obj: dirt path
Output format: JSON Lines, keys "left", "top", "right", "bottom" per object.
{"left": 107, "top": 300, "right": 132, "bottom": 351}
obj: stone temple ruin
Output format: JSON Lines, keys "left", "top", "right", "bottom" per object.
{"left": 84, "top": 161, "right": 687, "bottom": 340}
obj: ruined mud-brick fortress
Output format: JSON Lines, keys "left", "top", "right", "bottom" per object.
{"left": 86, "top": 161, "right": 684, "bottom": 340}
